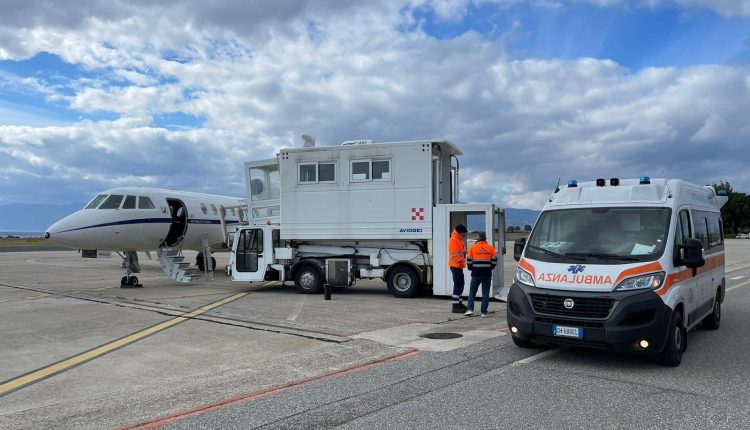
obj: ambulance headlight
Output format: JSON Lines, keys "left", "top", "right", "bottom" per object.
{"left": 614, "top": 272, "right": 665, "bottom": 291}
{"left": 515, "top": 267, "right": 536, "bottom": 287}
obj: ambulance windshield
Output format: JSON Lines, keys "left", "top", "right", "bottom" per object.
{"left": 526, "top": 207, "right": 671, "bottom": 264}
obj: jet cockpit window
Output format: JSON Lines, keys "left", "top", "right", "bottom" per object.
{"left": 100, "top": 195, "right": 124, "bottom": 209}
{"left": 201, "top": 203, "right": 208, "bottom": 215}
{"left": 211, "top": 204, "right": 218, "bottom": 215}
{"left": 85, "top": 194, "right": 108, "bottom": 209}
{"left": 122, "top": 195, "right": 136, "bottom": 209}
{"left": 139, "top": 196, "right": 156, "bottom": 209}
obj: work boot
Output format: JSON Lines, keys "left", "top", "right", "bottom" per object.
{"left": 452, "top": 303, "right": 467, "bottom": 313}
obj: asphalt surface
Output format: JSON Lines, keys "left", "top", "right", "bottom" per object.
{"left": 164, "top": 261, "right": 750, "bottom": 429}
{"left": 2, "top": 242, "right": 750, "bottom": 429}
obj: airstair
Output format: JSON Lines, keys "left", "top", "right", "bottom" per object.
{"left": 157, "top": 245, "right": 201, "bottom": 283}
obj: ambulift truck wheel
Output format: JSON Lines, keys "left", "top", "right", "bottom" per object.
{"left": 386, "top": 266, "right": 420, "bottom": 298}
{"left": 295, "top": 266, "right": 323, "bottom": 294}
{"left": 659, "top": 310, "right": 685, "bottom": 367}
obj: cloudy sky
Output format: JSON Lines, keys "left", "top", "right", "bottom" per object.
{"left": 1, "top": 0, "right": 749, "bottom": 213}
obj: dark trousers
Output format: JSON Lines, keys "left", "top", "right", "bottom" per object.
{"left": 467, "top": 276, "right": 491, "bottom": 314}
{"left": 450, "top": 267, "right": 465, "bottom": 305}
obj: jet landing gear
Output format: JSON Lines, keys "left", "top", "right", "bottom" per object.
{"left": 119, "top": 251, "right": 143, "bottom": 288}
{"left": 196, "top": 252, "right": 217, "bottom": 272}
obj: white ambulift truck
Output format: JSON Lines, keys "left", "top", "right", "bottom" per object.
{"left": 226, "top": 139, "right": 505, "bottom": 298}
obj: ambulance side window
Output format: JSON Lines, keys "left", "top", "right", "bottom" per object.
{"left": 674, "top": 210, "right": 691, "bottom": 267}
{"left": 675, "top": 210, "right": 691, "bottom": 246}
{"left": 693, "top": 213, "right": 709, "bottom": 249}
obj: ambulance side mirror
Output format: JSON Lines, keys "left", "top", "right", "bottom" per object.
{"left": 679, "top": 238, "right": 705, "bottom": 269}
{"left": 513, "top": 237, "right": 526, "bottom": 262}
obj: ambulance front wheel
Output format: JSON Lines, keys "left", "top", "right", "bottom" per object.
{"left": 387, "top": 266, "right": 420, "bottom": 298}
{"left": 659, "top": 310, "right": 684, "bottom": 367}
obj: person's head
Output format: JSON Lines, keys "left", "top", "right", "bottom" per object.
{"left": 454, "top": 224, "right": 467, "bottom": 236}
{"left": 477, "top": 232, "right": 487, "bottom": 242}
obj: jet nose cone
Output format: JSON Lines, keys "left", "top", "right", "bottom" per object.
{"left": 45, "top": 212, "right": 85, "bottom": 248}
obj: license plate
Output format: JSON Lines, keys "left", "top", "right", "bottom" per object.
{"left": 552, "top": 325, "right": 583, "bottom": 339}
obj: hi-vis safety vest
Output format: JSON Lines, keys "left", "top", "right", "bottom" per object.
{"left": 467, "top": 240, "right": 498, "bottom": 278}
{"left": 448, "top": 230, "right": 467, "bottom": 268}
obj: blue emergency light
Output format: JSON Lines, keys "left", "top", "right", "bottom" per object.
{"left": 718, "top": 189, "right": 728, "bottom": 196}
{"left": 640, "top": 176, "right": 651, "bottom": 185}
{"left": 567, "top": 179, "right": 578, "bottom": 188}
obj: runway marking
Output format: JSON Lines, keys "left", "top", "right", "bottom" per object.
{"left": 730, "top": 275, "right": 746, "bottom": 280}
{"left": 0, "top": 292, "right": 248, "bottom": 398}
{"left": 514, "top": 347, "right": 566, "bottom": 365}
{"left": 286, "top": 295, "right": 307, "bottom": 321}
{"left": 727, "top": 278, "right": 750, "bottom": 293}
{"left": 118, "top": 348, "right": 421, "bottom": 429}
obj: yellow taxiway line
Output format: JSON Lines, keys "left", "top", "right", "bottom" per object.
{"left": 0, "top": 292, "right": 248, "bottom": 397}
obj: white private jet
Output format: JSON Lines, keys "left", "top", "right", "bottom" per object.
{"left": 45, "top": 187, "right": 246, "bottom": 287}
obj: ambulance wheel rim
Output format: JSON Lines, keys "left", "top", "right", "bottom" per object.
{"left": 673, "top": 325, "right": 682, "bottom": 351}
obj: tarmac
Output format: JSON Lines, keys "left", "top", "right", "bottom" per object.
{"left": 0, "top": 243, "right": 520, "bottom": 429}
{"left": 3, "top": 241, "right": 750, "bottom": 429}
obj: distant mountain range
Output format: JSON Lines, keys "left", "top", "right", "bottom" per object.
{"left": 0, "top": 203, "right": 539, "bottom": 232}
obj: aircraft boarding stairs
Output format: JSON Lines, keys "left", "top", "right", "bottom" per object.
{"left": 157, "top": 245, "right": 202, "bottom": 283}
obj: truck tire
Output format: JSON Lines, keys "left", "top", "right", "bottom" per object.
{"left": 295, "top": 265, "right": 323, "bottom": 294}
{"left": 387, "top": 266, "right": 420, "bottom": 298}
{"left": 659, "top": 310, "right": 684, "bottom": 367}
{"left": 702, "top": 290, "right": 721, "bottom": 330}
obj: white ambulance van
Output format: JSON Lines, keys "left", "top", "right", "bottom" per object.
{"left": 507, "top": 177, "right": 728, "bottom": 366}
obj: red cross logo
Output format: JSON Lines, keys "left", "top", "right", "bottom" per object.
{"left": 411, "top": 208, "right": 425, "bottom": 221}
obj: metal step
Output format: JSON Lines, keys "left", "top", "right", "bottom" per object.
{"left": 158, "top": 246, "right": 201, "bottom": 284}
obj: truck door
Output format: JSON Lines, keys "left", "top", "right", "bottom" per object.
{"left": 231, "top": 227, "right": 267, "bottom": 281}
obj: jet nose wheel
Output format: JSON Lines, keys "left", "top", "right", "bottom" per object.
{"left": 120, "top": 276, "right": 142, "bottom": 289}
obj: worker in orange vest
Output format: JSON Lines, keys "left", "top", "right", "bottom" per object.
{"left": 449, "top": 224, "right": 468, "bottom": 313}
{"left": 465, "top": 232, "right": 498, "bottom": 317}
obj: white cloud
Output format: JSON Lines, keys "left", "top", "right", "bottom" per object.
{"left": 0, "top": 1, "right": 748, "bottom": 211}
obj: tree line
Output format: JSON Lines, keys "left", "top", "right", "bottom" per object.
{"left": 712, "top": 182, "right": 749, "bottom": 235}
{"left": 504, "top": 183, "right": 746, "bottom": 237}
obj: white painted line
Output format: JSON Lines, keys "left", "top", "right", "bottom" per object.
{"left": 514, "top": 347, "right": 566, "bottom": 365}
{"left": 286, "top": 295, "right": 307, "bottom": 321}
{"left": 730, "top": 276, "right": 746, "bottom": 280}
{"left": 727, "top": 278, "right": 750, "bottom": 292}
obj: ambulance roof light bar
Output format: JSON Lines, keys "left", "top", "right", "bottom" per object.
{"left": 640, "top": 176, "right": 651, "bottom": 185}
{"left": 567, "top": 179, "right": 578, "bottom": 188}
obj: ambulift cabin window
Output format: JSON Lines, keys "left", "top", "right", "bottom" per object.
{"left": 299, "top": 162, "right": 335, "bottom": 184}
{"left": 351, "top": 159, "right": 391, "bottom": 182}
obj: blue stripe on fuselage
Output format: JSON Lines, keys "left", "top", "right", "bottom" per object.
{"left": 56, "top": 218, "right": 241, "bottom": 233}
